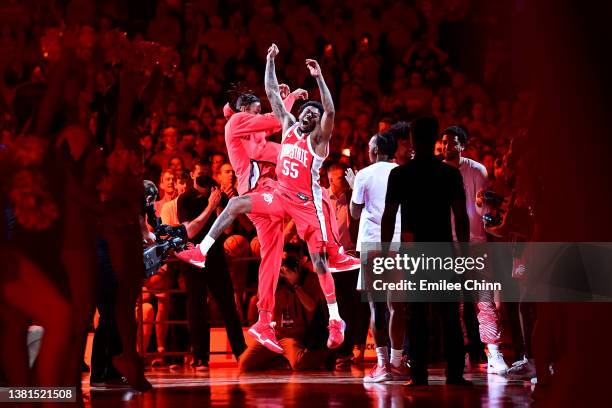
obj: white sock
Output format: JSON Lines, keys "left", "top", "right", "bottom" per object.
{"left": 376, "top": 346, "right": 389, "bottom": 367}
{"left": 199, "top": 236, "right": 215, "bottom": 255}
{"left": 327, "top": 302, "right": 341, "bottom": 321}
{"left": 390, "top": 348, "right": 403, "bottom": 368}
{"left": 488, "top": 343, "right": 499, "bottom": 353}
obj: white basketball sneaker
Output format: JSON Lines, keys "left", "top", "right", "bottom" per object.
{"left": 486, "top": 348, "right": 509, "bottom": 375}
{"left": 506, "top": 357, "right": 536, "bottom": 380}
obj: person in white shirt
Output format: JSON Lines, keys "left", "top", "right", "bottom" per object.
{"left": 160, "top": 171, "right": 190, "bottom": 226}
{"left": 346, "top": 131, "right": 407, "bottom": 383}
{"left": 442, "top": 125, "right": 509, "bottom": 375}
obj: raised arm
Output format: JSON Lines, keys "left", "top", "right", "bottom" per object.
{"left": 183, "top": 188, "right": 222, "bottom": 239}
{"left": 306, "top": 59, "right": 335, "bottom": 143}
{"left": 264, "top": 44, "right": 295, "bottom": 135}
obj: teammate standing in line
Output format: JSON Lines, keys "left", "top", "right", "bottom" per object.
{"left": 442, "top": 125, "right": 509, "bottom": 375}
{"left": 346, "top": 130, "right": 411, "bottom": 382}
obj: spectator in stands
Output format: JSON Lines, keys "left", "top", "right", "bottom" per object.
{"left": 326, "top": 162, "right": 364, "bottom": 369}
{"left": 210, "top": 152, "right": 227, "bottom": 177}
{"left": 168, "top": 155, "right": 185, "bottom": 179}
{"left": 177, "top": 175, "right": 246, "bottom": 370}
{"left": 217, "top": 162, "right": 237, "bottom": 199}
{"left": 191, "top": 157, "right": 212, "bottom": 181}
{"left": 151, "top": 126, "right": 181, "bottom": 171}
{"left": 326, "top": 163, "right": 356, "bottom": 252}
{"left": 140, "top": 133, "right": 155, "bottom": 167}
{"left": 178, "top": 129, "right": 198, "bottom": 166}
{"left": 403, "top": 71, "right": 433, "bottom": 114}
{"left": 155, "top": 169, "right": 176, "bottom": 217}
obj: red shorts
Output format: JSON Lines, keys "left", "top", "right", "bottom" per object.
{"left": 248, "top": 187, "right": 329, "bottom": 254}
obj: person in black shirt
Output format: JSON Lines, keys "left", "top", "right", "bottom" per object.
{"left": 177, "top": 175, "right": 246, "bottom": 369}
{"left": 381, "top": 116, "right": 471, "bottom": 386}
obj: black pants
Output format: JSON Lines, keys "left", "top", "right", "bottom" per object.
{"left": 504, "top": 301, "right": 537, "bottom": 359}
{"left": 332, "top": 270, "right": 370, "bottom": 357}
{"left": 90, "top": 238, "right": 122, "bottom": 382}
{"left": 407, "top": 302, "right": 465, "bottom": 381}
{"left": 184, "top": 249, "right": 246, "bottom": 362}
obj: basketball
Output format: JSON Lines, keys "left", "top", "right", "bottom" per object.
{"left": 223, "top": 234, "right": 250, "bottom": 258}
{"left": 250, "top": 236, "right": 261, "bottom": 258}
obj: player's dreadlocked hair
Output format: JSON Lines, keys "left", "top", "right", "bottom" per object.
{"left": 227, "top": 83, "right": 260, "bottom": 112}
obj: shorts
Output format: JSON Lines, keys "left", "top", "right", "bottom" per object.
{"left": 248, "top": 187, "right": 329, "bottom": 254}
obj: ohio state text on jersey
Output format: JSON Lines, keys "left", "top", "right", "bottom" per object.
{"left": 275, "top": 123, "right": 328, "bottom": 241}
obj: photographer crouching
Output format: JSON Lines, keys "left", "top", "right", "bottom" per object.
{"left": 239, "top": 243, "right": 331, "bottom": 372}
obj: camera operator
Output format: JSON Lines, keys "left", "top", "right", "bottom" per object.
{"left": 177, "top": 175, "right": 246, "bottom": 370}
{"left": 141, "top": 180, "right": 173, "bottom": 368}
{"left": 93, "top": 175, "right": 221, "bottom": 383}
{"left": 140, "top": 171, "right": 208, "bottom": 368}
{"left": 90, "top": 179, "right": 157, "bottom": 388}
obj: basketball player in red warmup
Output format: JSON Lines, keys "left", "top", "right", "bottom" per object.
{"left": 177, "top": 43, "right": 349, "bottom": 350}
{"left": 221, "top": 85, "right": 302, "bottom": 354}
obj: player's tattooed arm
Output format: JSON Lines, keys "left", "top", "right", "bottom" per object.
{"left": 265, "top": 44, "right": 295, "bottom": 136}
{"left": 306, "top": 59, "right": 335, "bottom": 145}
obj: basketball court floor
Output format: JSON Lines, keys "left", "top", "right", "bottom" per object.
{"left": 83, "top": 364, "right": 534, "bottom": 407}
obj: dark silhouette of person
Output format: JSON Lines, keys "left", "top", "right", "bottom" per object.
{"left": 381, "top": 117, "right": 471, "bottom": 386}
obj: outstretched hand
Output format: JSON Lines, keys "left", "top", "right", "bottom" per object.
{"left": 291, "top": 88, "right": 308, "bottom": 100}
{"left": 267, "top": 43, "right": 279, "bottom": 60}
{"left": 207, "top": 187, "right": 222, "bottom": 210}
{"left": 345, "top": 168, "right": 357, "bottom": 190}
{"left": 142, "top": 230, "right": 156, "bottom": 245}
{"left": 305, "top": 59, "right": 321, "bottom": 77}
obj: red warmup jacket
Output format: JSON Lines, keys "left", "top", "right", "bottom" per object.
{"left": 223, "top": 94, "right": 297, "bottom": 195}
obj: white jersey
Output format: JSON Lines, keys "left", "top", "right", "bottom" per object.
{"left": 352, "top": 161, "right": 402, "bottom": 249}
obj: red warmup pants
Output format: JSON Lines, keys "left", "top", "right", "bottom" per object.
{"left": 249, "top": 181, "right": 342, "bottom": 313}
{"left": 247, "top": 179, "right": 285, "bottom": 314}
